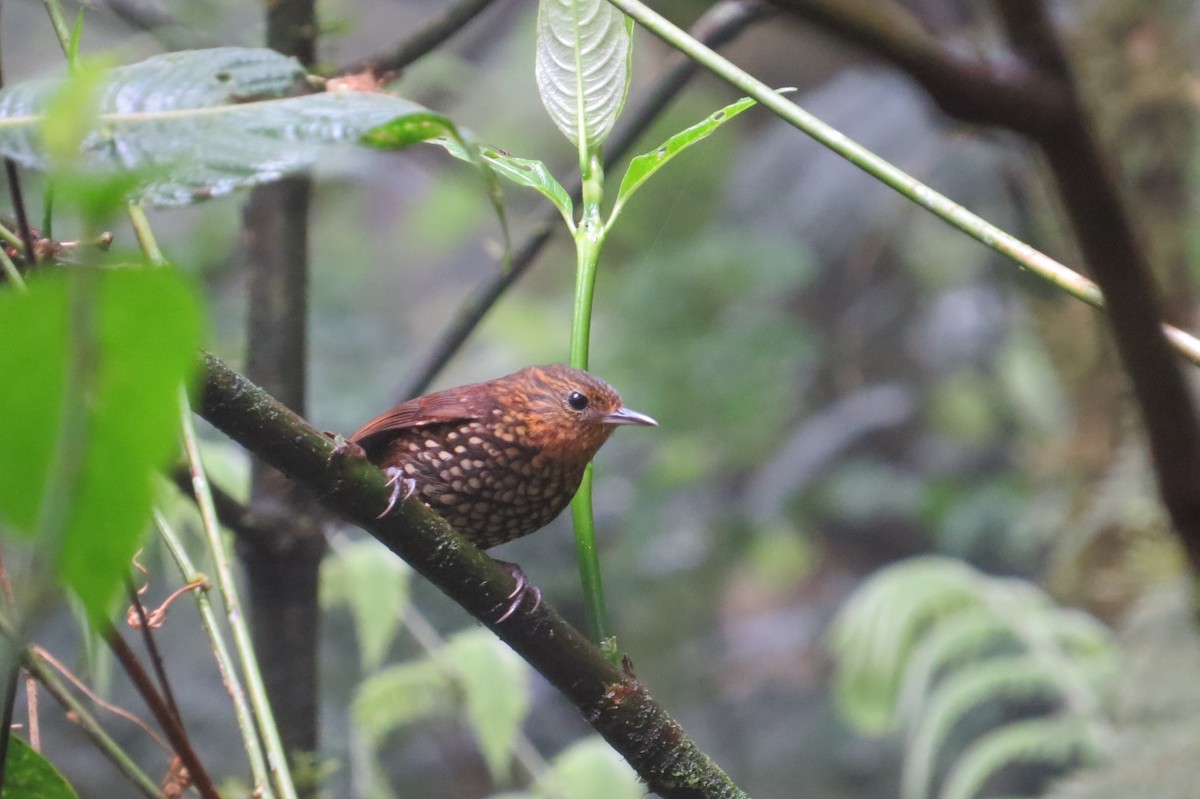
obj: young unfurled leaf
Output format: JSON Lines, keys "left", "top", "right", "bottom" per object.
{"left": 534, "top": 0, "right": 633, "bottom": 151}
{"left": 432, "top": 136, "right": 574, "bottom": 229}
{"left": 608, "top": 96, "right": 756, "bottom": 229}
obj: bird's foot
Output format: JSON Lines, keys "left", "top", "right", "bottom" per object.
{"left": 377, "top": 466, "right": 417, "bottom": 518}
{"left": 327, "top": 433, "right": 368, "bottom": 462}
{"left": 494, "top": 559, "right": 542, "bottom": 623}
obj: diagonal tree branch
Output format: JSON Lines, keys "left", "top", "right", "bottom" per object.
{"left": 339, "top": 0, "right": 503, "bottom": 77}
{"left": 197, "top": 352, "right": 749, "bottom": 799}
{"left": 762, "top": 0, "right": 1200, "bottom": 573}
{"left": 763, "top": 0, "right": 1070, "bottom": 136}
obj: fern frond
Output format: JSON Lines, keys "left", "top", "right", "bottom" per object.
{"left": 902, "top": 655, "right": 1082, "bottom": 799}
{"left": 830, "top": 556, "right": 989, "bottom": 733}
{"left": 938, "top": 716, "right": 1105, "bottom": 799}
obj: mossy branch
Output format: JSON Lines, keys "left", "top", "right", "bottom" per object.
{"left": 197, "top": 352, "right": 749, "bottom": 799}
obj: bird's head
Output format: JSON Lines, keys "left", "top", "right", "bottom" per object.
{"left": 498, "top": 364, "right": 657, "bottom": 462}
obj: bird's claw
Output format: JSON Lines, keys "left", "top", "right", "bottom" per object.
{"left": 377, "top": 467, "right": 417, "bottom": 518}
{"left": 495, "top": 560, "right": 542, "bottom": 623}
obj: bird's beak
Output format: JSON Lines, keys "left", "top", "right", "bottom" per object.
{"left": 602, "top": 406, "right": 658, "bottom": 427}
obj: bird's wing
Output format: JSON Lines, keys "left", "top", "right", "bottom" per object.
{"left": 349, "top": 389, "right": 482, "bottom": 451}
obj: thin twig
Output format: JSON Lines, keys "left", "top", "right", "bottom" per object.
{"left": 399, "top": 0, "right": 769, "bottom": 399}
{"left": 126, "top": 581, "right": 184, "bottom": 724}
{"left": 0, "top": 663, "right": 21, "bottom": 794}
{"left": 179, "top": 392, "right": 298, "bottom": 799}
{"left": 339, "top": 0, "right": 501, "bottom": 76}
{"left": 153, "top": 507, "right": 276, "bottom": 799}
{"left": 3, "top": 162, "right": 36, "bottom": 267}
{"left": 25, "top": 646, "right": 164, "bottom": 798}
{"left": 170, "top": 465, "right": 269, "bottom": 543}
{"left": 104, "top": 626, "right": 222, "bottom": 799}
{"left": 23, "top": 671, "right": 38, "bottom": 751}
{"left": 31, "top": 645, "right": 170, "bottom": 753}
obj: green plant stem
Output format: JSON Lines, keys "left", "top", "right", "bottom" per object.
{"left": 19, "top": 643, "right": 164, "bottom": 798}
{"left": 127, "top": 203, "right": 164, "bottom": 265}
{"left": 0, "top": 223, "right": 23, "bottom": 252}
{"left": 178, "top": 401, "right": 298, "bottom": 799}
{"left": 153, "top": 507, "right": 275, "bottom": 799}
{"left": 40, "top": 0, "right": 73, "bottom": 55}
{"left": 603, "top": 0, "right": 1200, "bottom": 368}
{"left": 0, "top": 246, "right": 26, "bottom": 292}
{"left": 569, "top": 148, "right": 614, "bottom": 649}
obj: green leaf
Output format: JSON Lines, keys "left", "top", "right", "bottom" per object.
{"left": 0, "top": 47, "right": 438, "bottom": 206}
{"left": 609, "top": 96, "right": 756, "bottom": 227}
{"left": 1, "top": 737, "right": 80, "bottom": 799}
{"left": 353, "top": 659, "right": 455, "bottom": 747}
{"left": 432, "top": 137, "right": 573, "bottom": 228}
{"left": 442, "top": 630, "right": 531, "bottom": 783}
{"left": 535, "top": 0, "right": 633, "bottom": 150}
{"left": 364, "top": 114, "right": 513, "bottom": 254}
{"left": 321, "top": 537, "right": 410, "bottom": 672}
{"left": 0, "top": 268, "right": 202, "bottom": 618}
{"left": 535, "top": 737, "right": 642, "bottom": 799}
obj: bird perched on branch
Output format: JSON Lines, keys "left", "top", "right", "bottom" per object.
{"left": 348, "top": 363, "right": 656, "bottom": 620}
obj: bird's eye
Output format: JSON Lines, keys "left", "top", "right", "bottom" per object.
{"left": 567, "top": 391, "right": 589, "bottom": 411}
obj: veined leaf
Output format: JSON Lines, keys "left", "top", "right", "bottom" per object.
{"left": 433, "top": 136, "right": 574, "bottom": 229}
{"left": 608, "top": 96, "right": 755, "bottom": 228}
{"left": 535, "top": 737, "right": 642, "bottom": 799}
{"left": 0, "top": 47, "right": 434, "bottom": 206}
{"left": 441, "top": 629, "right": 531, "bottom": 783}
{"left": 534, "top": 0, "right": 632, "bottom": 151}
{"left": 353, "top": 659, "right": 456, "bottom": 747}
{"left": 321, "top": 536, "right": 410, "bottom": 672}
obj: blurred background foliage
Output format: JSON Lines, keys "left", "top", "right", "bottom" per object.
{"left": 5, "top": 0, "right": 1199, "bottom": 797}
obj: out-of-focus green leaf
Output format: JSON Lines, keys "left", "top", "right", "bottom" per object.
{"left": 40, "top": 59, "right": 108, "bottom": 166}
{"left": 442, "top": 629, "right": 531, "bottom": 783}
{"left": 321, "top": 537, "right": 410, "bottom": 672}
{"left": 609, "top": 97, "right": 755, "bottom": 227}
{"left": 0, "top": 268, "right": 202, "bottom": 618}
{"left": 1, "top": 737, "right": 80, "bottom": 799}
{"left": 534, "top": 0, "right": 632, "bottom": 150}
{"left": 0, "top": 47, "right": 436, "bottom": 206}
{"left": 353, "top": 659, "right": 455, "bottom": 747}
{"left": 535, "top": 737, "right": 641, "bottom": 799}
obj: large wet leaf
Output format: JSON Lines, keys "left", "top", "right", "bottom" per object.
{"left": 0, "top": 47, "right": 432, "bottom": 205}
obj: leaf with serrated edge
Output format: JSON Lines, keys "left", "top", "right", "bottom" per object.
{"left": 609, "top": 96, "right": 755, "bottom": 228}
{"left": 536, "top": 737, "right": 642, "bottom": 799}
{"left": 352, "top": 660, "right": 455, "bottom": 747}
{"left": 442, "top": 630, "right": 531, "bottom": 783}
{"left": 321, "top": 537, "right": 410, "bottom": 672}
{"left": 534, "top": 0, "right": 632, "bottom": 150}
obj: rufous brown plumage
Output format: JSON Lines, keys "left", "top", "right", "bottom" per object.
{"left": 349, "top": 364, "right": 657, "bottom": 550}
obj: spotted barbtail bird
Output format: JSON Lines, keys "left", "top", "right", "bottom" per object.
{"left": 349, "top": 364, "right": 657, "bottom": 550}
